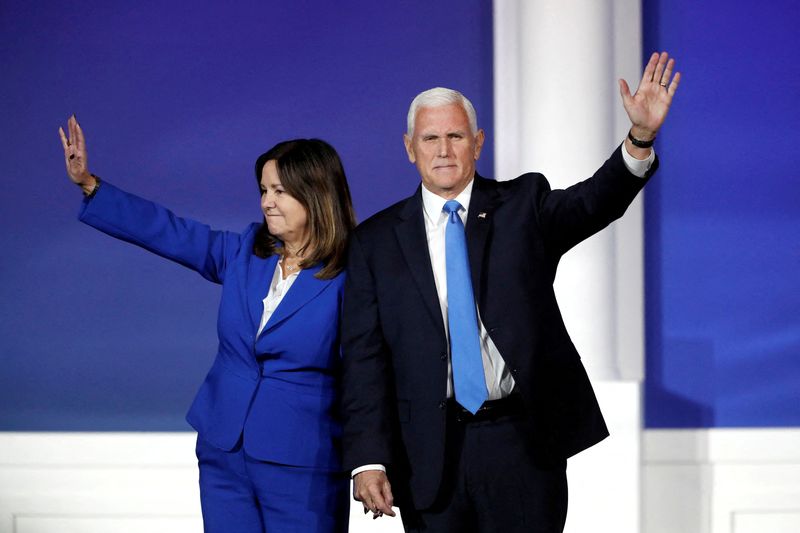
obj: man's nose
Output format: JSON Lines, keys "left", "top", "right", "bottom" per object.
{"left": 438, "top": 139, "right": 451, "bottom": 157}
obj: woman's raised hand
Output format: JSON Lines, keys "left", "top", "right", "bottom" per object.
{"left": 58, "top": 115, "right": 96, "bottom": 194}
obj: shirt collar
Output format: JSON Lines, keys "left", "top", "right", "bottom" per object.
{"left": 420, "top": 177, "right": 475, "bottom": 225}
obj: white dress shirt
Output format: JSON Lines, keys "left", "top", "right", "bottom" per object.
{"left": 420, "top": 180, "right": 517, "bottom": 400}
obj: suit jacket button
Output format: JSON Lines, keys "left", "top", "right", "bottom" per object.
{"left": 440, "top": 353, "right": 447, "bottom": 361}
{"left": 511, "top": 367, "right": 519, "bottom": 375}
{"left": 438, "top": 400, "right": 447, "bottom": 410}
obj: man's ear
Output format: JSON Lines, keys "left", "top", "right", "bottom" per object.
{"left": 403, "top": 134, "right": 416, "bottom": 163}
{"left": 474, "top": 129, "right": 485, "bottom": 160}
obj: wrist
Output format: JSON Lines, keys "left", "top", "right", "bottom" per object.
{"left": 629, "top": 126, "right": 657, "bottom": 143}
{"left": 80, "top": 174, "right": 101, "bottom": 197}
{"left": 627, "top": 128, "right": 656, "bottom": 149}
{"left": 352, "top": 464, "right": 386, "bottom": 478}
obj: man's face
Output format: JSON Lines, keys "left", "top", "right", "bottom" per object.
{"left": 404, "top": 103, "right": 485, "bottom": 199}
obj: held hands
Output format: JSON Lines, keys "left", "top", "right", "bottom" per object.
{"left": 353, "top": 470, "right": 396, "bottom": 520}
{"left": 58, "top": 115, "right": 96, "bottom": 194}
{"left": 619, "top": 51, "right": 681, "bottom": 143}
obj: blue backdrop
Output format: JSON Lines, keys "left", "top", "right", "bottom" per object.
{"left": 2, "top": 0, "right": 798, "bottom": 431}
{"left": 0, "top": 0, "right": 493, "bottom": 430}
{"left": 643, "top": 0, "right": 800, "bottom": 427}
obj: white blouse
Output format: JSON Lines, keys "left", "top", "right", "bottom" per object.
{"left": 257, "top": 259, "right": 300, "bottom": 336}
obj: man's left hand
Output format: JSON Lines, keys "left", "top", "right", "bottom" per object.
{"left": 618, "top": 51, "right": 681, "bottom": 142}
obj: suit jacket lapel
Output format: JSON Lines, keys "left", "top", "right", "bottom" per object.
{"left": 466, "top": 175, "right": 498, "bottom": 300}
{"left": 258, "top": 262, "right": 332, "bottom": 336}
{"left": 394, "top": 189, "right": 446, "bottom": 334}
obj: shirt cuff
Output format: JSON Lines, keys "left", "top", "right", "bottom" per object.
{"left": 351, "top": 464, "right": 386, "bottom": 478}
{"left": 621, "top": 141, "right": 656, "bottom": 178}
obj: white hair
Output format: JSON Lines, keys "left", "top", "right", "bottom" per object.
{"left": 406, "top": 87, "right": 479, "bottom": 137}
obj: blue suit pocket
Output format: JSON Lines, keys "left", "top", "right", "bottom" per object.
{"left": 242, "top": 376, "right": 342, "bottom": 470}
{"left": 186, "top": 356, "right": 259, "bottom": 451}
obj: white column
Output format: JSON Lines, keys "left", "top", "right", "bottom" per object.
{"left": 494, "top": 2, "right": 645, "bottom": 532}
{"left": 528, "top": 0, "right": 619, "bottom": 372}
{"left": 494, "top": 0, "right": 645, "bottom": 381}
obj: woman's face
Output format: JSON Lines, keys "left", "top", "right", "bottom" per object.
{"left": 260, "top": 160, "right": 309, "bottom": 250}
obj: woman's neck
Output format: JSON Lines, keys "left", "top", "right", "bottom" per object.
{"left": 281, "top": 242, "right": 306, "bottom": 260}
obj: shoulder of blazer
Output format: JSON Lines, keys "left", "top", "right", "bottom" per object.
{"left": 238, "top": 222, "right": 262, "bottom": 248}
{"left": 472, "top": 172, "right": 552, "bottom": 206}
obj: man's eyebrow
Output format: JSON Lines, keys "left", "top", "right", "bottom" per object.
{"left": 420, "top": 129, "right": 467, "bottom": 137}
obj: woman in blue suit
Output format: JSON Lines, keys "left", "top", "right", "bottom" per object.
{"left": 58, "top": 115, "right": 356, "bottom": 532}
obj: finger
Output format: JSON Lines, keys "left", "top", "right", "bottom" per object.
{"left": 378, "top": 482, "right": 396, "bottom": 517}
{"left": 75, "top": 119, "right": 86, "bottom": 153}
{"left": 667, "top": 71, "right": 682, "bottom": 97}
{"left": 641, "top": 52, "right": 659, "bottom": 83}
{"left": 382, "top": 480, "right": 395, "bottom": 510}
{"left": 367, "top": 484, "right": 391, "bottom": 515}
{"left": 653, "top": 51, "right": 669, "bottom": 85}
{"left": 618, "top": 79, "right": 632, "bottom": 105}
{"left": 68, "top": 115, "right": 77, "bottom": 149}
{"left": 68, "top": 118, "right": 80, "bottom": 161}
{"left": 660, "top": 58, "right": 675, "bottom": 88}
{"left": 70, "top": 115, "right": 78, "bottom": 150}
{"left": 58, "top": 126, "right": 69, "bottom": 152}
{"left": 63, "top": 121, "right": 77, "bottom": 160}
{"left": 59, "top": 126, "right": 74, "bottom": 170}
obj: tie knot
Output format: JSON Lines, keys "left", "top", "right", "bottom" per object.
{"left": 443, "top": 200, "right": 463, "bottom": 215}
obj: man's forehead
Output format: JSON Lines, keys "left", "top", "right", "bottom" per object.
{"left": 414, "top": 104, "right": 471, "bottom": 133}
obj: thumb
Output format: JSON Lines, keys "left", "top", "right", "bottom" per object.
{"left": 618, "top": 79, "right": 633, "bottom": 106}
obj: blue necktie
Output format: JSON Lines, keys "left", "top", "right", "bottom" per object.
{"left": 443, "top": 200, "right": 488, "bottom": 414}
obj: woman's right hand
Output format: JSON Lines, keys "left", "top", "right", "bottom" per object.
{"left": 58, "top": 115, "right": 96, "bottom": 194}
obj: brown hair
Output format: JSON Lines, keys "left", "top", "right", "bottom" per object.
{"left": 253, "top": 139, "right": 356, "bottom": 279}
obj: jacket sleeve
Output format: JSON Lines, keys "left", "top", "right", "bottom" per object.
{"left": 340, "top": 231, "right": 397, "bottom": 471}
{"left": 533, "top": 145, "right": 658, "bottom": 256}
{"left": 78, "top": 181, "right": 241, "bottom": 284}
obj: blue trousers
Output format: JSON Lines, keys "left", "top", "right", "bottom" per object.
{"left": 196, "top": 436, "right": 349, "bottom": 533}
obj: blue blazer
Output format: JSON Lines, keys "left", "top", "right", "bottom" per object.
{"left": 79, "top": 182, "right": 344, "bottom": 470}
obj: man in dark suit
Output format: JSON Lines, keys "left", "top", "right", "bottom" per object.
{"left": 341, "top": 52, "right": 680, "bottom": 532}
